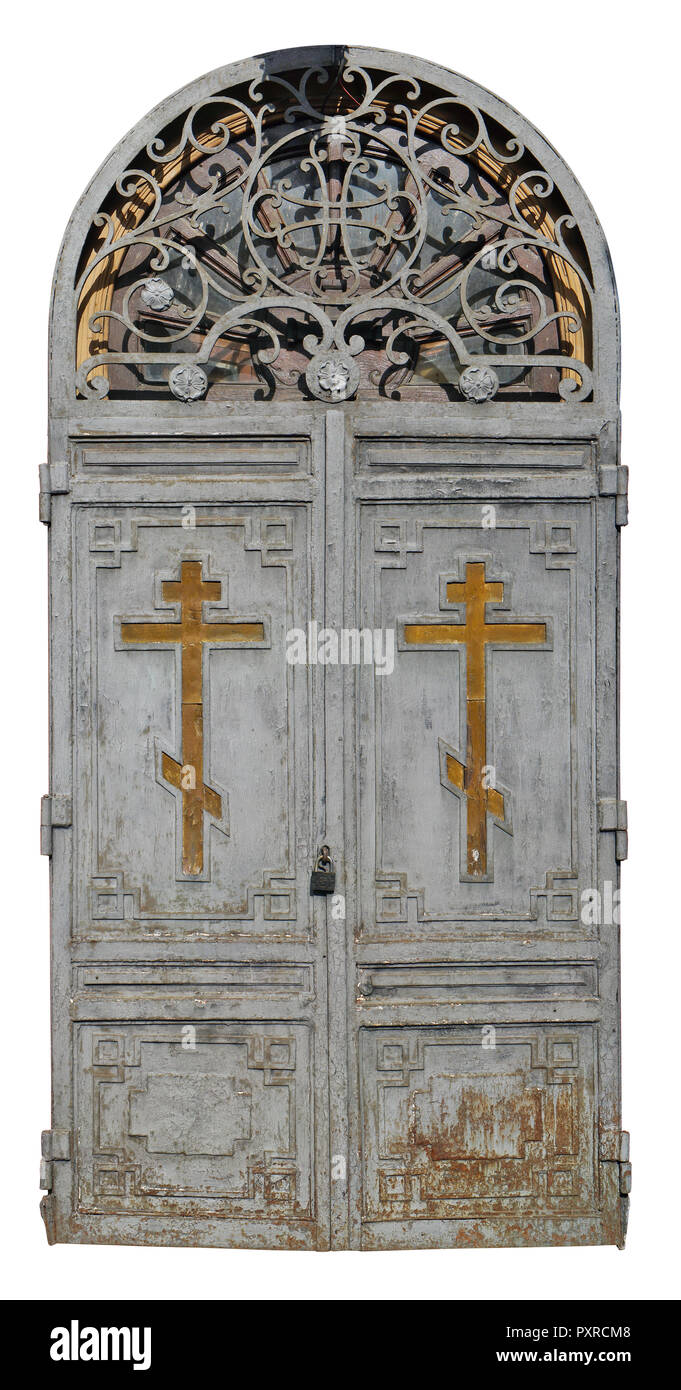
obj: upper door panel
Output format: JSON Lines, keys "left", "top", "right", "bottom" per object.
{"left": 72, "top": 501, "right": 315, "bottom": 941}
{"left": 357, "top": 499, "right": 595, "bottom": 942}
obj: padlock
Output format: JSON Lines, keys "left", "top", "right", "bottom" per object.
{"left": 310, "top": 846, "right": 336, "bottom": 895}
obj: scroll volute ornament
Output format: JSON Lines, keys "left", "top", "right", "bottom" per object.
{"left": 75, "top": 61, "right": 593, "bottom": 403}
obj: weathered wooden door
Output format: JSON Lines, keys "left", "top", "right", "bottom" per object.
{"left": 42, "top": 46, "right": 628, "bottom": 1249}
{"left": 337, "top": 412, "right": 628, "bottom": 1248}
{"left": 47, "top": 431, "right": 333, "bottom": 1249}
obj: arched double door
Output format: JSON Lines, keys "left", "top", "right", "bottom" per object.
{"left": 40, "top": 46, "right": 628, "bottom": 1248}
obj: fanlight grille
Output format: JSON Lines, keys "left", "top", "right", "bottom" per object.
{"left": 75, "top": 61, "right": 593, "bottom": 402}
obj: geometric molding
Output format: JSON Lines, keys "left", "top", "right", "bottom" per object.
{"left": 77, "top": 506, "right": 309, "bottom": 937}
{"left": 361, "top": 1025, "right": 593, "bottom": 1221}
{"left": 368, "top": 513, "right": 586, "bottom": 931}
{"left": 77, "top": 1024, "right": 312, "bottom": 1218}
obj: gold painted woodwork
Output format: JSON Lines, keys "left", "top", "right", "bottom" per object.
{"left": 121, "top": 560, "right": 265, "bottom": 876}
{"left": 404, "top": 561, "right": 547, "bottom": 878}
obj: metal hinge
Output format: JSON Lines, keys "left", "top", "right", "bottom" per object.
{"left": 598, "top": 463, "right": 629, "bottom": 526}
{"left": 40, "top": 1128, "right": 71, "bottom": 1192}
{"left": 598, "top": 797, "right": 628, "bottom": 861}
{"left": 596, "top": 419, "right": 627, "bottom": 527}
{"left": 38, "top": 461, "right": 69, "bottom": 524}
{"left": 600, "top": 1129, "right": 632, "bottom": 1196}
{"left": 40, "top": 794, "right": 72, "bottom": 856}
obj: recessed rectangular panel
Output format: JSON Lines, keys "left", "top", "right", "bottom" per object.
{"left": 357, "top": 963, "right": 598, "bottom": 1004}
{"left": 360, "top": 1024, "right": 596, "bottom": 1223}
{"left": 71, "top": 963, "right": 315, "bottom": 1021}
{"left": 358, "top": 502, "right": 594, "bottom": 939}
{"left": 76, "top": 439, "right": 310, "bottom": 476}
{"left": 73, "top": 504, "right": 313, "bottom": 938}
{"left": 75, "top": 1022, "right": 314, "bottom": 1222}
{"left": 357, "top": 440, "right": 591, "bottom": 472}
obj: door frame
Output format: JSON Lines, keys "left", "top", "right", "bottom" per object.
{"left": 43, "top": 44, "right": 625, "bottom": 1248}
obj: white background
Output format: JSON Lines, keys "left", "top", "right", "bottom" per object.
{"left": 1, "top": 0, "right": 679, "bottom": 1303}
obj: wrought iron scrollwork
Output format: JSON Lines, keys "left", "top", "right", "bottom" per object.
{"left": 75, "top": 61, "right": 594, "bottom": 402}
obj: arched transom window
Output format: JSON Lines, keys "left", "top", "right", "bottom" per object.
{"left": 74, "top": 56, "right": 597, "bottom": 404}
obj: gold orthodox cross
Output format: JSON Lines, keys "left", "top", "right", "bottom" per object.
{"left": 120, "top": 560, "right": 265, "bottom": 876}
{"left": 403, "top": 560, "right": 548, "bottom": 880}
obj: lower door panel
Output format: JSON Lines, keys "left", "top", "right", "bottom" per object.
{"left": 357, "top": 1021, "right": 622, "bottom": 1248}
{"left": 71, "top": 1021, "right": 317, "bottom": 1247}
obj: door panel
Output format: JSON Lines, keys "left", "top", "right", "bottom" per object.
{"left": 75, "top": 1022, "right": 314, "bottom": 1222}
{"left": 359, "top": 1024, "right": 596, "bottom": 1224}
{"left": 73, "top": 504, "right": 313, "bottom": 936}
{"left": 344, "top": 432, "right": 623, "bottom": 1250}
{"left": 357, "top": 502, "right": 594, "bottom": 938}
{"left": 51, "top": 443, "right": 331, "bottom": 1250}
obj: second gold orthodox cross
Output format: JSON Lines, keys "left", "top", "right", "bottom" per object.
{"left": 403, "top": 560, "right": 548, "bottom": 879}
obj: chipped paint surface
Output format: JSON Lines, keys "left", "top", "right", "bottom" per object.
{"left": 42, "top": 46, "right": 626, "bottom": 1250}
